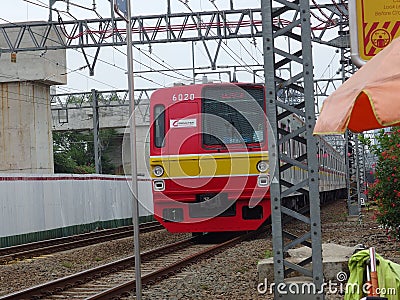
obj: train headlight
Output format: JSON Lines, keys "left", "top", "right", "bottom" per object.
{"left": 153, "top": 165, "right": 164, "bottom": 177}
{"left": 256, "top": 161, "right": 269, "bottom": 173}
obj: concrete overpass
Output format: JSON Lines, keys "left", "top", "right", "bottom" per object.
{"left": 50, "top": 90, "right": 153, "bottom": 175}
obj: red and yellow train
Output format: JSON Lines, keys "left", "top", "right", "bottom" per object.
{"left": 149, "top": 82, "right": 346, "bottom": 233}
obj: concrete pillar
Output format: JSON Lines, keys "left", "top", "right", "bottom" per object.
{"left": 0, "top": 23, "right": 67, "bottom": 173}
{"left": 0, "top": 82, "right": 55, "bottom": 173}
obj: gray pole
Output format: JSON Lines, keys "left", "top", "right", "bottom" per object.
{"left": 92, "top": 89, "right": 101, "bottom": 173}
{"left": 355, "top": 135, "right": 362, "bottom": 221}
{"left": 126, "top": 0, "right": 142, "bottom": 298}
{"left": 167, "top": 0, "right": 171, "bottom": 15}
{"left": 49, "top": 0, "right": 52, "bottom": 21}
{"left": 192, "top": 41, "right": 196, "bottom": 84}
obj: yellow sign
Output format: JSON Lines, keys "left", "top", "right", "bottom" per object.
{"left": 350, "top": 0, "right": 400, "bottom": 65}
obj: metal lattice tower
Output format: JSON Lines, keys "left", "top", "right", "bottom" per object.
{"left": 262, "top": 0, "right": 324, "bottom": 298}
{"left": 346, "top": 132, "right": 362, "bottom": 216}
{"left": 336, "top": 0, "right": 363, "bottom": 216}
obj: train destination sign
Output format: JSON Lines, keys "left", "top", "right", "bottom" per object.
{"left": 349, "top": 0, "right": 400, "bottom": 67}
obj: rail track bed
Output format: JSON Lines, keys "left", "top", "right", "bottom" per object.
{"left": 0, "top": 221, "right": 163, "bottom": 264}
{"left": 2, "top": 200, "right": 396, "bottom": 299}
{"left": 0, "top": 231, "right": 261, "bottom": 300}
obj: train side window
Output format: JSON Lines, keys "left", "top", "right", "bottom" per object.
{"left": 154, "top": 105, "right": 165, "bottom": 148}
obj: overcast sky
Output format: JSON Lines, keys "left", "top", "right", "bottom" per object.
{"left": 0, "top": 0, "right": 340, "bottom": 96}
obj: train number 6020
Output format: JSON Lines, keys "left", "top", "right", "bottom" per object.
{"left": 172, "top": 93, "right": 195, "bottom": 101}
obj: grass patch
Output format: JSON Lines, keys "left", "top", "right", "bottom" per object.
{"left": 264, "top": 249, "right": 273, "bottom": 259}
{"left": 61, "top": 261, "right": 73, "bottom": 268}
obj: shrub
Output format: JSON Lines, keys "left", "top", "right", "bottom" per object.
{"left": 362, "top": 127, "right": 400, "bottom": 239}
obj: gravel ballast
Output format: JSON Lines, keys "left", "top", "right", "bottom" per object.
{"left": 1, "top": 200, "right": 399, "bottom": 299}
{"left": 0, "top": 230, "right": 190, "bottom": 296}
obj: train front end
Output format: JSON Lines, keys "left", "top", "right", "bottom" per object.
{"left": 149, "top": 83, "right": 271, "bottom": 232}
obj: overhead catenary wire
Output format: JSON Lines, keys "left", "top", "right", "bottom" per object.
{"left": 22, "top": 0, "right": 50, "bottom": 10}
{"left": 134, "top": 46, "right": 193, "bottom": 81}
{"left": 112, "top": 45, "right": 191, "bottom": 82}
{"left": 208, "top": 0, "right": 261, "bottom": 65}
{"left": 0, "top": 12, "right": 170, "bottom": 88}
{"left": 311, "top": 0, "right": 336, "bottom": 24}
{"left": 331, "top": 0, "right": 348, "bottom": 18}
{"left": 35, "top": 0, "right": 102, "bottom": 18}
{"left": 318, "top": 51, "right": 338, "bottom": 79}
{"left": 0, "top": 70, "right": 91, "bottom": 104}
{"left": 177, "top": 0, "right": 264, "bottom": 81}
{"left": 310, "top": 0, "right": 348, "bottom": 28}
{"left": 52, "top": 8, "right": 192, "bottom": 83}
{"left": 22, "top": 0, "right": 77, "bottom": 20}
{"left": 5, "top": 1, "right": 344, "bottom": 88}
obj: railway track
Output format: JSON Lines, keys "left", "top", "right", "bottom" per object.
{"left": 0, "top": 230, "right": 261, "bottom": 300}
{"left": 0, "top": 221, "right": 163, "bottom": 264}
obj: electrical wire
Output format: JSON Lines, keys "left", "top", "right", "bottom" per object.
{"left": 22, "top": 0, "right": 75, "bottom": 20}
{"left": 34, "top": 51, "right": 119, "bottom": 89}
{"left": 330, "top": 0, "right": 348, "bottom": 19}
{"left": 19, "top": 1, "right": 194, "bottom": 83}
{"left": 311, "top": 0, "right": 336, "bottom": 23}
{"left": 65, "top": 0, "right": 97, "bottom": 12}
{"left": 134, "top": 47, "right": 193, "bottom": 80}
{"left": 0, "top": 79, "right": 56, "bottom": 106}
{"left": 208, "top": 0, "right": 260, "bottom": 65}
{"left": 318, "top": 51, "right": 338, "bottom": 78}
{"left": 29, "top": 0, "right": 102, "bottom": 18}
{"left": 22, "top": 0, "right": 49, "bottom": 10}
{"left": 0, "top": 13, "right": 169, "bottom": 89}
{"left": 340, "top": 0, "right": 349, "bottom": 11}
{"left": 112, "top": 46, "right": 191, "bottom": 82}
{"left": 8, "top": 1, "right": 345, "bottom": 86}
{"left": 135, "top": 75, "right": 166, "bottom": 87}
{"left": 178, "top": 0, "right": 263, "bottom": 80}
{"left": 54, "top": 85, "right": 86, "bottom": 93}
{"left": 53, "top": 10, "right": 191, "bottom": 82}
{"left": 0, "top": 75, "right": 88, "bottom": 105}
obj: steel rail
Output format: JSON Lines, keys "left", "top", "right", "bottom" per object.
{"left": 0, "top": 221, "right": 163, "bottom": 264}
{"left": 0, "top": 236, "right": 199, "bottom": 300}
{"left": 85, "top": 230, "right": 261, "bottom": 299}
{"left": 0, "top": 231, "right": 260, "bottom": 300}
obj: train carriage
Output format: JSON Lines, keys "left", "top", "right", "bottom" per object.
{"left": 149, "top": 82, "right": 346, "bottom": 233}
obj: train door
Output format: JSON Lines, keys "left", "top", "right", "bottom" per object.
{"left": 166, "top": 101, "right": 200, "bottom": 177}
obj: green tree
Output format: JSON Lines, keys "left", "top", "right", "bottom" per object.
{"left": 53, "top": 129, "right": 117, "bottom": 174}
{"left": 362, "top": 127, "right": 400, "bottom": 239}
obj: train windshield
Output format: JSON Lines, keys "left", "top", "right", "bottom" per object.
{"left": 202, "top": 86, "right": 265, "bottom": 147}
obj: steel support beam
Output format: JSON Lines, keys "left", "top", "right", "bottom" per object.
{"left": 0, "top": 5, "right": 348, "bottom": 54}
{"left": 262, "top": 0, "right": 324, "bottom": 298}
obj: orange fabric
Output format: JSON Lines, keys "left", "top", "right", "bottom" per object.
{"left": 348, "top": 93, "right": 387, "bottom": 132}
{"left": 314, "top": 37, "right": 400, "bottom": 134}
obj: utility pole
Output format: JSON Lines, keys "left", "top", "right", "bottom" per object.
{"left": 92, "top": 89, "right": 102, "bottom": 173}
{"left": 114, "top": 0, "right": 142, "bottom": 298}
{"left": 126, "top": 1, "right": 142, "bottom": 298}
